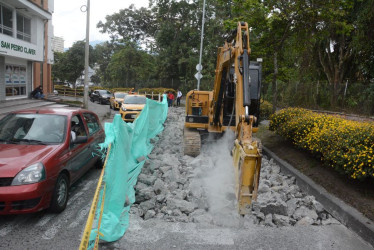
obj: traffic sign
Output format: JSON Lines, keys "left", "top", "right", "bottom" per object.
{"left": 194, "top": 72, "right": 203, "bottom": 80}
{"left": 196, "top": 64, "right": 203, "bottom": 71}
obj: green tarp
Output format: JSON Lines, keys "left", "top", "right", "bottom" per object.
{"left": 88, "top": 95, "right": 168, "bottom": 244}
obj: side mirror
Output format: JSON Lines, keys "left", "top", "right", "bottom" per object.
{"left": 72, "top": 136, "right": 88, "bottom": 144}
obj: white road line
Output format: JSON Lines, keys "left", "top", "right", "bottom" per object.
{"left": 82, "top": 180, "right": 94, "bottom": 191}
{"left": 67, "top": 191, "right": 84, "bottom": 206}
{"left": 68, "top": 204, "right": 90, "bottom": 228}
{"left": 42, "top": 195, "right": 86, "bottom": 240}
{"left": 35, "top": 214, "right": 55, "bottom": 227}
{"left": 0, "top": 216, "right": 29, "bottom": 237}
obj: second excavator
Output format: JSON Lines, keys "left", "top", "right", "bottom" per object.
{"left": 183, "top": 22, "right": 262, "bottom": 214}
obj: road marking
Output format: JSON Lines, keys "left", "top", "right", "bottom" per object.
{"left": 0, "top": 216, "right": 29, "bottom": 237}
{"left": 35, "top": 214, "right": 54, "bottom": 227}
{"left": 82, "top": 180, "right": 94, "bottom": 191}
{"left": 42, "top": 224, "right": 61, "bottom": 240}
{"left": 67, "top": 191, "right": 84, "bottom": 206}
{"left": 68, "top": 204, "right": 90, "bottom": 228}
{"left": 42, "top": 194, "right": 86, "bottom": 240}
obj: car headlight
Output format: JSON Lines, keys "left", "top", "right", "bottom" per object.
{"left": 121, "top": 106, "right": 127, "bottom": 111}
{"left": 11, "top": 163, "right": 46, "bottom": 185}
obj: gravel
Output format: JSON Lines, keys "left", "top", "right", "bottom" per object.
{"left": 131, "top": 107, "right": 338, "bottom": 228}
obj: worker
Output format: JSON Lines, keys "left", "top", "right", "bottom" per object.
{"left": 167, "top": 91, "right": 174, "bottom": 107}
{"left": 129, "top": 88, "right": 135, "bottom": 94}
{"left": 176, "top": 89, "right": 182, "bottom": 107}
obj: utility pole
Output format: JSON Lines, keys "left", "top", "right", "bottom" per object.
{"left": 83, "top": 0, "right": 90, "bottom": 109}
{"left": 196, "top": 0, "right": 206, "bottom": 90}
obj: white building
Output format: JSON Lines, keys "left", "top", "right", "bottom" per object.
{"left": 52, "top": 36, "right": 64, "bottom": 53}
{"left": 0, "top": 0, "right": 54, "bottom": 101}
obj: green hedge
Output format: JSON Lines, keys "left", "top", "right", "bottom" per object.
{"left": 270, "top": 108, "right": 374, "bottom": 180}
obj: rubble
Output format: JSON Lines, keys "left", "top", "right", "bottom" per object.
{"left": 131, "top": 107, "right": 339, "bottom": 228}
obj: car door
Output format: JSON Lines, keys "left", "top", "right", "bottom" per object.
{"left": 67, "top": 113, "right": 95, "bottom": 183}
{"left": 82, "top": 112, "right": 105, "bottom": 166}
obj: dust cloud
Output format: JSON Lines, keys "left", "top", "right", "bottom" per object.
{"left": 200, "top": 130, "right": 241, "bottom": 226}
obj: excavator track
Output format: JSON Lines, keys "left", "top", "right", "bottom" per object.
{"left": 183, "top": 127, "right": 201, "bottom": 157}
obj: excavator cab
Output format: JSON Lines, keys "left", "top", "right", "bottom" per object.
{"left": 248, "top": 61, "right": 262, "bottom": 127}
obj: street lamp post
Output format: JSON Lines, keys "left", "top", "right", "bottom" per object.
{"left": 83, "top": 0, "right": 90, "bottom": 109}
{"left": 196, "top": 0, "right": 206, "bottom": 90}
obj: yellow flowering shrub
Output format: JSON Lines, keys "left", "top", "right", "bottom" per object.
{"left": 270, "top": 108, "right": 374, "bottom": 180}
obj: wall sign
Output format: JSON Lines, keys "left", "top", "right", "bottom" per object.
{"left": 1, "top": 40, "right": 36, "bottom": 55}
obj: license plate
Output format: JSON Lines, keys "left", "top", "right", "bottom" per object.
{"left": 131, "top": 114, "right": 137, "bottom": 118}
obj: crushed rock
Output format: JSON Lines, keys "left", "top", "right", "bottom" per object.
{"left": 131, "top": 107, "right": 339, "bottom": 228}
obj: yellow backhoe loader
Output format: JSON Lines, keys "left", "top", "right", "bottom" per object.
{"left": 183, "top": 22, "right": 262, "bottom": 214}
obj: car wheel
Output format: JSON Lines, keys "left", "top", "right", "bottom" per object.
{"left": 100, "top": 99, "right": 103, "bottom": 105}
{"left": 109, "top": 103, "right": 112, "bottom": 109}
{"left": 49, "top": 173, "right": 69, "bottom": 213}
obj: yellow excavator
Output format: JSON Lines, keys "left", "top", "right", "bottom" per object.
{"left": 183, "top": 22, "right": 262, "bottom": 215}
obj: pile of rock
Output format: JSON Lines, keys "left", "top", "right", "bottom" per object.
{"left": 247, "top": 157, "right": 339, "bottom": 227}
{"left": 130, "top": 107, "right": 340, "bottom": 227}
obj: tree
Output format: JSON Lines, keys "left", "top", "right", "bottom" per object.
{"left": 230, "top": 0, "right": 297, "bottom": 112}
{"left": 97, "top": 5, "right": 156, "bottom": 48}
{"left": 106, "top": 43, "right": 156, "bottom": 88}
{"left": 52, "top": 41, "right": 95, "bottom": 87}
{"left": 92, "top": 41, "right": 122, "bottom": 84}
{"left": 97, "top": 0, "right": 234, "bottom": 90}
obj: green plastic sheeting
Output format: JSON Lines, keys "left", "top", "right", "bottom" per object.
{"left": 88, "top": 95, "right": 168, "bottom": 245}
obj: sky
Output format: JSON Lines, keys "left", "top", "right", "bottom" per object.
{"left": 53, "top": 0, "right": 149, "bottom": 48}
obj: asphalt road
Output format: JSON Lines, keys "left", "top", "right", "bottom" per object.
{"left": 0, "top": 99, "right": 372, "bottom": 250}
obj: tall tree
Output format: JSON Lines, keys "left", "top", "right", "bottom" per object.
{"left": 106, "top": 43, "right": 156, "bottom": 88}
{"left": 52, "top": 41, "right": 95, "bottom": 87}
{"left": 97, "top": 5, "right": 156, "bottom": 48}
{"left": 92, "top": 41, "right": 122, "bottom": 84}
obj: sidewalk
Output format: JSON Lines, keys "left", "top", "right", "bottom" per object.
{"left": 0, "top": 97, "right": 68, "bottom": 119}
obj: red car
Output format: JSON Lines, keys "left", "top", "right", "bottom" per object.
{"left": 0, "top": 107, "right": 105, "bottom": 214}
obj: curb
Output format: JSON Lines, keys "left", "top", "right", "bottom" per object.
{"left": 262, "top": 146, "right": 374, "bottom": 248}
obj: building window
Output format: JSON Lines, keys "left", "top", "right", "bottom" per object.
{"left": 0, "top": 5, "right": 13, "bottom": 36}
{"left": 5, "top": 65, "right": 27, "bottom": 97}
{"left": 17, "top": 14, "right": 31, "bottom": 42}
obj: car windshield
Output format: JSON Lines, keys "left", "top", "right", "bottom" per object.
{"left": 0, "top": 114, "right": 67, "bottom": 144}
{"left": 99, "top": 90, "right": 111, "bottom": 95}
{"left": 124, "top": 96, "right": 146, "bottom": 104}
{"left": 114, "top": 93, "right": 126, "bottom": 99}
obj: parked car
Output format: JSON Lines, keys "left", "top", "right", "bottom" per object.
{"left": 0, "top": 107, "right": 105, "bottom": 214}
{"left": 110, "top": 92, "right": 128, "bottom": 110}
{"left": 90, "top": 89, "right": 111, "bottom": 104}
{"left": 119, "top": 94, "right": 147, "bottom": 122}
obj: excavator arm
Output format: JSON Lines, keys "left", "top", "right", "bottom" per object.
{"left": 218, "top": 22, "right": 262, "bottom": 214}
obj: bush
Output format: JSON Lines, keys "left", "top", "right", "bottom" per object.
{"left": 270, "top": 108, "right": 374, "bottom": 180}
{"left": 260, "top": 100, "right": 274, "bottom": 120}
